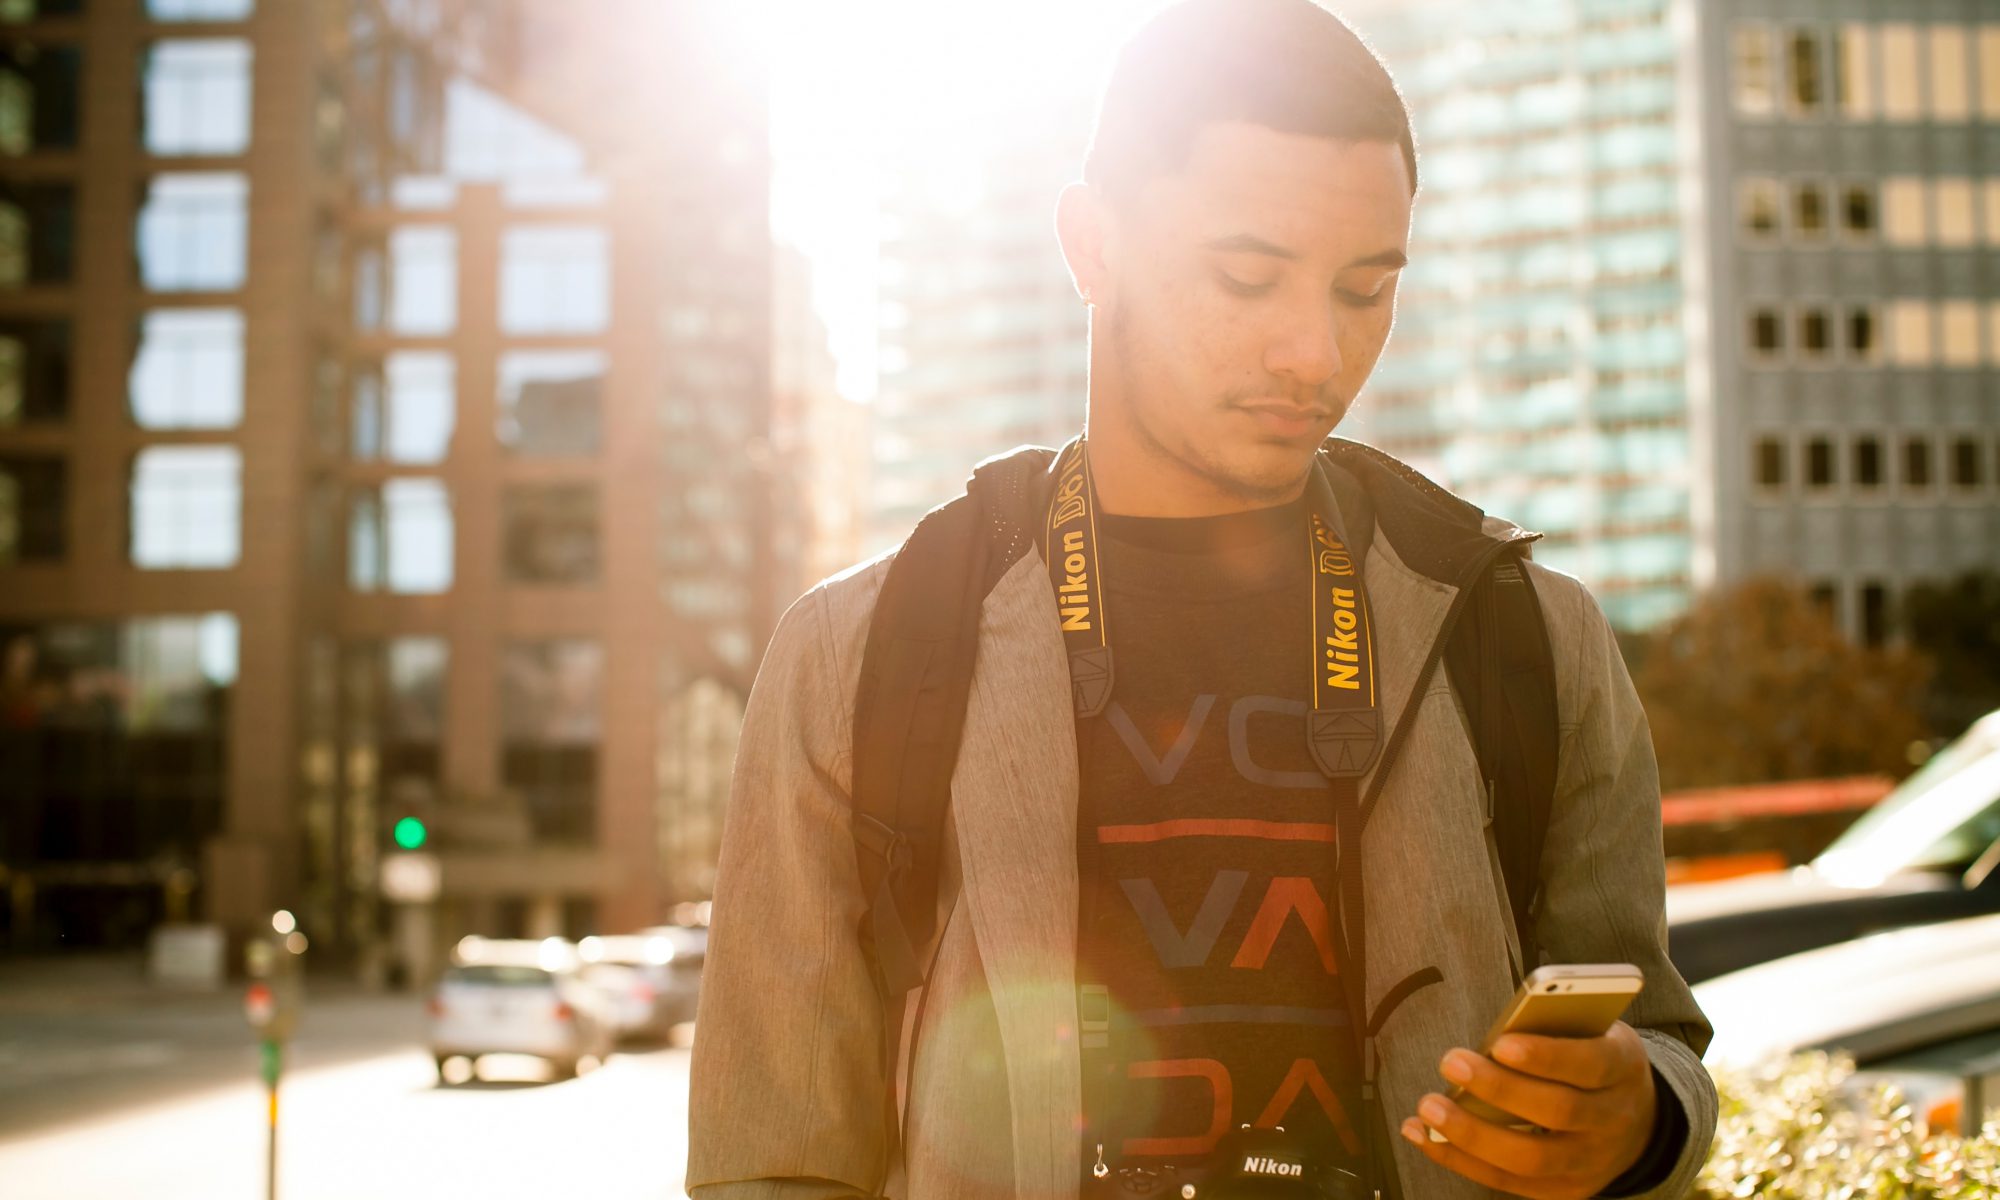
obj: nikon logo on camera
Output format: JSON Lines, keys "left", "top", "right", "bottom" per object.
{"left": 1241, "top": 1156, "right": 1304, "bottom": 1178}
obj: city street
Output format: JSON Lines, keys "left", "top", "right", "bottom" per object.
{"left": 0, "top": 958, "right": 695, "bottom": 1200}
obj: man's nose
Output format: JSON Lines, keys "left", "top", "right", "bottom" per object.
{"left": 1263, "top": 301, "right": 1343, "bottom": 391}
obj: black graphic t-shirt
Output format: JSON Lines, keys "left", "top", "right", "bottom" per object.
{"left": 1076, "top": 494, "right": 1365, "bottom": 1188}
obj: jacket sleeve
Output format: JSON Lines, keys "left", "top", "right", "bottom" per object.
{"left": 686, "top": 580, "right": 890, "bottom": 1200}
{"left": 1525, "top": 565, "right": 1717, "bottom": 1200}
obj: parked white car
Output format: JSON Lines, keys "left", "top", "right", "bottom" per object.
{"left": 1695, "top": 911, "right": 2000, "bottom": 1134}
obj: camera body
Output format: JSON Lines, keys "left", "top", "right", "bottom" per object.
{"left": 1093, "top": 1125, "right": 1375, "bottom": 1200}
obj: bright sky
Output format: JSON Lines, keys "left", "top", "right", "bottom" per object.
{"left": 751, "top": 0, "right": 1169, "bottom": 399}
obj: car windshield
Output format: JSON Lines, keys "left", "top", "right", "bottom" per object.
{"left": 443, "top": 965, "right": 554, "bottom": 987}
{"left": 1816, "top": 716, "right": 2000, "bottom": 884}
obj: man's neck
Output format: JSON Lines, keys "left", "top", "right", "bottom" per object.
{"left": 1082, "top": 418, "right": 1309, "bottom": 519}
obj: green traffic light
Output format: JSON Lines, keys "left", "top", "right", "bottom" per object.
{"left": 392, "top": 816, "right": 428, "bottom": 851}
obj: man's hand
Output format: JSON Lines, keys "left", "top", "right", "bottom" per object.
{"left": 1398, "top": 1020, "right": 1657, "bottom": 1200}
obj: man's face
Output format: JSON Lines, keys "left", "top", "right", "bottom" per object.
{"left": 1093, "top": 121, "right": 1414, "bottom": 505}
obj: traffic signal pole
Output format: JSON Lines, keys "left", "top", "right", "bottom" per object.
{"left": 262, "top": 1039, "right": 282, "bottom": 1200}
{"left": 246, "top": 912, "right": 306, "bottom": 1200}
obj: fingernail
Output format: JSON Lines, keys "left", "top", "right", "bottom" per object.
{"left": 1441, "top": 1052, "right": 1473, "bottom": 1083}
{"left": 1494, "top": 1038, "right": 1523, "bottom": 1065}
{"left": 1400, "top": 1119, "right": 1423, "bottom": 1144}
{"left": 1419, "top": 1096, "right": 1448, "bottom": 1125}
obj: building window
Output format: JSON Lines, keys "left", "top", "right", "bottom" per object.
{"left": 1808, "top": 582, "right": 1840, "bottom": 625}
{"left": 128, "top": 308, "right": 241, "bottom": 430}
{"left": 0, "top": 181, "right": 73, "bottom": 285}
{"left": 1852, "top": 437, "right": 1883, "bottom": 490}
{"left": 1879, "top": 24, "right": 1922, "bottom": 121}
{"left": 1859, "top": 582, "right": 1890, "bottom": 647}
{"left": 1733, "top": 26, "right": 1775, "bottom": 116}
{"left": 1847, "top": 306, "right": 1878, "bottom": 362}
{"left": 0, "top": 1, "right": 85, "bottom": 20}
{"left": 1754, "top": 437, "right": 1785, "bottom": 489}
{"left": 499, "top": 226, "right": 608, "bottom": 335}
{"left": 1952, "top": 437, "right": 1985, "bottom": 489}
{"left": 1888, "top": 300, "right": 1933, "bottom": 366}
{"left": 1982, "top": 29, "right": 2000, "bottom": 120}
{"left": 351, "top": 242, "right": 384, "bottom": 331}
{"left": 1881, "top": 177, "right": 1927, "bottom": 246}
{"left": 1840, "top": 183, "right": 1875, "bottom": 237}
{"left": 381, "top": 352, "right": 452, "bottom": 464}
{"left": 1798, "top": 308, "right": 1831, "bottom": 360}
{"left": 1740, "top": 178, "right": 1780, "bottom": 239}
{"left": 1805, "top": 436, "right": 1835, "bottom": 489}
{"left": 0, "top": 452, "right": 63, "bottom": 564}
{"left": 1989, "top": 304, "right": 2000, "bottom": 368}
{"left": 503, "top": 484, "right": 600, "bottom": 584}
{"left": 142, "top": 39, "right": 251, "bottom": 156}
{"left": 137, "top": 172, "right": 247, "bottom": 292}
{"left": 1748, "top": 307, "right": 1784, "bottom": 359}
{"left": 1786, "top": 29, "right": 1824, "bottom": 113}
{"left": 0, "top": 316, "right": 68, "bottom": 425}
{"left": 388, "top": 225, "right": 455, "bottom": 336}
{"left": 1927, "top": 27, "right": 1970, "bottom": 121}
{"left": 129, "top": 444, "right": 239, "bottom": 568}
{"left": 1904, "top": 438, "right": 1933, "bottom": 489}
{"left": 1792, "top": 181, "right": 1826, "bottom": 237}
{"left": 0, "top": 41, "right": 80, "bottom": 155}
{"left": 347, "top": 478, "right": 452, "bottom": 594}
{"left": 501, "top": 640, "right": 602, "bottom": 846}
{"left": 497, "top": 349, "right": 604, "bottom": 457}
{"left": 147, "top": 0, "right": 255, "bottom": 19}
{"left": 1836, "top": 25, "right": 1875, "bottom": 118}
{"left": 1941, "top": 301, "right": 1982, "bottom": 367}
{"left": 1935, "top": 179, "right": 1976, "bottom": 247}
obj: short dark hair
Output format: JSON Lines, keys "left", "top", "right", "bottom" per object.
{"left": 1083, "top": 0, "right": 1417, "bottom": 204}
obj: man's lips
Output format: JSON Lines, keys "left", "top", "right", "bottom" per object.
{"left": 1233, "top": 401, "right": 1332, "bottom": 438}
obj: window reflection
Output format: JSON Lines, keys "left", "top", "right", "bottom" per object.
{"left": 1732, "top": 26, "right": 1774, "bottom": 116}
{"left": 128, "top": 308, "right": 242, "bottom": 430}
{"left": 1928, "top": 27, "right": 1969, "bottom": 122}
{"left": 0, "top": 615, "right": 235, "bottom": 884}
{"left": 382, "top": 351, "right": 453, "bottom": 463}
{"left": 499, "top": 226, "right": 607, "bottom": 334}
{"left": 1835, "top": 25, "right": 1873, "bottom": 118}
{"left": 0, "top": 316, "right": 68, "bottom": 424}
{"left": 0, "top": 181, "right": 74, "bottom": 286}
{"left": 388, "top": 225, "right": 455, "bottom": 335}
{"left": 497, "top": 349, "right": 603, "bottom": 456}
{"left": 0, "top": 452, "right": 63, "bottom": 564}
{"left": 1785, "top": 29, "right": 1822, "bottom": 113}
{"left": 142, "top": 40, "right": 251, "bottom": 156}
{"left": 500, "top": 640, "right": 601, "bottom": 845}
{"left": 1879, "top": 25, "right": 1920, "bottom": 121}
{"left": 137, "top": 173, "right": 246, "bottom": 291}
{"left": 0, "top": 41, "right": 80, "bottom": 154}
{"left": 146, "top": 0, "right": 254, "bottom": 19}
{"left": 503, "top": 484, "right": 599, "bottom": 584}
{"left": 129, "top": 444, "right": 240, "bottom": 568}
{"left": 0, "top": 0, "right": 84, "bottom": 20}
{"left": 347, "top": 477, "right": 451, "bottom": 594}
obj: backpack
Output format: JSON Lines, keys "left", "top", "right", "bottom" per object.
{"left": 847, "top": 445, "right": 1559, "bottom": 1186}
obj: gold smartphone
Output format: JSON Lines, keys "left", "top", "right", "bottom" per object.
{"left": 1432, "top": 963, "right": 1644, "bottom": 1137}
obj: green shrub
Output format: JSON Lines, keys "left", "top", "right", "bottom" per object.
{"left": 1699, "top": 1052, "right": 2000, "bottom": 1198}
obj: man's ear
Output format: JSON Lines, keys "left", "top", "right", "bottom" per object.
{"left": 1055, "top": 181, "right": 1116, "bottom": 310}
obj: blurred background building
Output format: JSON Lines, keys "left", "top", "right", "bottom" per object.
{"left": 0, "top": 0, "right": 797, "bottom": 975}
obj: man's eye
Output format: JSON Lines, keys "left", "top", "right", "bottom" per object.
{"left": 1218, "top": 274, "right": 1272, "bottom": 297}
{"left": 1338, "top": 287, "right": 1388, "bottom": 307}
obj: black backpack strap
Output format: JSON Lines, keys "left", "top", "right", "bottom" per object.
{"left": 1444, "top": 550, "right": 1560, "bottom": 978}
{"left": 848, "top": 446, "right": 1054, "bottom": 1193}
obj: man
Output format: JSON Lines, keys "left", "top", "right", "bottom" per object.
{"left": 688, "top": 2, "right": 1716, "bottom": 1197}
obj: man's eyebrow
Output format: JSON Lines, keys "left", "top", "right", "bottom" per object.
{"left": 1202, "top": 235, "right": 1408, "bottom": 271}
{"left": 1347, "top": 248, "right": 1408, "bottom": 269}
{"left": 1203, "top": 233, "right": 1300, "bottom": 260}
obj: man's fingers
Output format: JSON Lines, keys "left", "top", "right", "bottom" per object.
{"left": 1491, "top": 1022, "right": 1644, "bottom": 1091}
{"left": 1400, "top": 1116, "right": 1537, "bottom": 1195}
{"left": 1441, "top": 1049, "right": 1593, "bottom": 1132}
{"left": 1413, "top": 1092, "right": 1570, "bottom": 1178}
